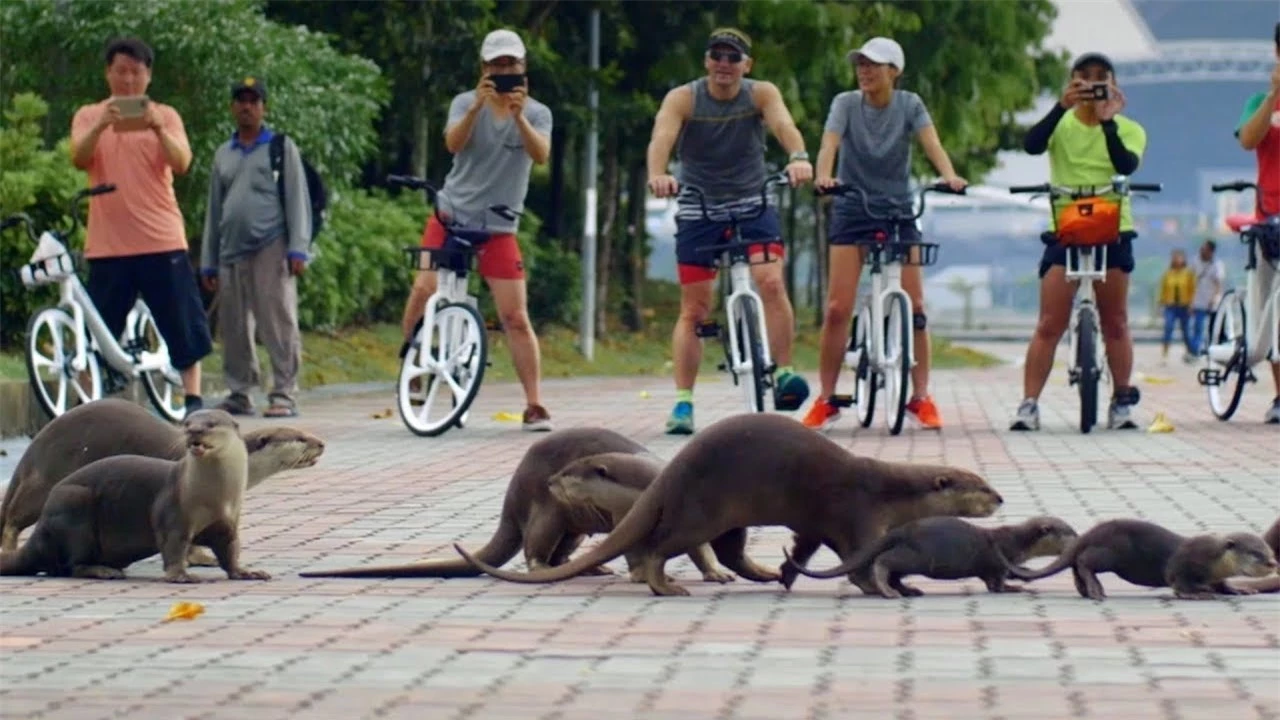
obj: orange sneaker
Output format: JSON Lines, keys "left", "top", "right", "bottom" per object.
{"left": 802, "top": 397, "right": 840, "bottom": 430}
{"left": 906, "top": 395, "right": 943, "bottom": 429}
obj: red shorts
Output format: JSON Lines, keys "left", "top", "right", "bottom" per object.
{"left": 677, "top": 243, "right": 785, "bottom": 285}
{"left": 421, "top": 214, "right": 524, "bottom": 280}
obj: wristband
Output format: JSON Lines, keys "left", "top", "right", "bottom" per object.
{"left": 788, "top": 150, "right": 810, "bottom": 162}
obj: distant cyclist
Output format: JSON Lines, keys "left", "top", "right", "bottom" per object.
{"left": 1010, "top": 52, "right": 1148, "bottom": 431}
{"left": 645, "top": 27, "right": 814, "bottom": 434}
{"left": 800, "top": 37, "right": 967, "bottom": 432}
{"left": 1231, "top": 22, "right": 1280, "bottom": 424}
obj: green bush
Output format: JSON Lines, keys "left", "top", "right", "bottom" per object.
{"left": 0, "top": 93, "right": 90, "bottom": 348}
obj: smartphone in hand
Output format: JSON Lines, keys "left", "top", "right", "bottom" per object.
{"left": 110, "top": 95, "right": 150, "bottom": 132}
{"left": 490, "top": 74, "right": 525, "bottom": 93}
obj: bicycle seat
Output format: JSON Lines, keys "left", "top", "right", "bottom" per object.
{"left": 1226, "top": 214, "right": 1260, "bottom": 232}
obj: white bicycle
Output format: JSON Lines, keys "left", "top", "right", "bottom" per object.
{"left": 3, "top": 184, "right": 186, "bottom": 422}
{"left": 390, "top": 174, "right": 516, "bottom": 437}
{"left": 1198, "top": 180, "right": 1279, "bottom": 420}
{"left": 682, "top": 171, "right": 792, "bottom": 413}
{"left": 815, "top": 182, "right": 962, "bottom": 435}
{"left": 1010, "top": 175, "right": 1162, "bottom": 434}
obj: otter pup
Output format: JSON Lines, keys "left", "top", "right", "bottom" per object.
{"left": 0, "top": 409, "right": 268, "bottom": 583}
{"left": 1165, "top": 532, "right": 1277, "bottom": 600}
{"left": 786, "top": 515, "right": 1078, "bottom": 597}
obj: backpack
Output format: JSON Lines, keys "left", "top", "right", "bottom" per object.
{"left": 269, "top": 132, "right": 327, "bottom": 246}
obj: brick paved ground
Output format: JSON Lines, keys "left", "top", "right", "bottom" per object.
{"left": 1, "top": 341, "right": 1277, "bottom": 720}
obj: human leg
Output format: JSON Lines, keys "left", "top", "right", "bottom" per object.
{"left": 477, "top": 233, "right": 549, "bottom": 431}
{"left": 1160, "top": 306, "right": 1176, "bottom": 360}
{"left": 400, "top": 216, "right": 444, "bottom": 342}
{"left": 742, "top": 207, "right": 807, "bottom": 410}
{"left": 248, "top": 239, "right": 302, "bottom": 416}
{"left": 666, "top": 216, "right": 720, "bottom": 434}
{"left": 1093, "top": 265, "right": 1138, "bottom": 429}
{"left": 1189, "top": 309, "right": 1208, "bottom": 355}
{"left": 899, "top": 258, "right": 940, "bottom": 429}
{"left": 215, "top": 252, "right": 259, "bottom": 414}
{"left": 801, "top": 243, "right": 862, "bottom": 429}
{"left": 137, "top": 250, "right": 213, "bottom": 411}
{"left": 1011, "top": 258, "right": 1075, "bottom": 431}
{"left": 84, "top": 256, "right": 139, "bottom": 397}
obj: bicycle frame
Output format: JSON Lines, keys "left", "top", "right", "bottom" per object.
{"left": 1062, "top": 244, "right": 1108, "bottom": 384}
{"left": 1205, "top": 221, "right": 1280, "bottom": 370}
{"left": 854, "top": 243, "right": 913, "bottom": 374}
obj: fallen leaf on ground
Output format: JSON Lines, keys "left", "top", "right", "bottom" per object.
{"left": 163, "top": 602, "right": 204, "bottom": 622}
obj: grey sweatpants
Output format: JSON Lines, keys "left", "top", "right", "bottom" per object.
{"left": 219, "top": 237, "right": 301, "bottom": 401}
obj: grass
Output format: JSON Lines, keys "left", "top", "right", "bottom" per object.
{"left": 0, "top": 317, "right": 1002, "bottom": 389}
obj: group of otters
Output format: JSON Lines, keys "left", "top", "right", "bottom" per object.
{"left": 0, "top": 398, "right": 1277, "bottom": 600}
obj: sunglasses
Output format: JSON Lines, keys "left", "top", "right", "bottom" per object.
{"left": 707, "top": 49, "right": 744, "bottom": 63}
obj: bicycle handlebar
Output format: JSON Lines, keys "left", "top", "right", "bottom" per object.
{"left": 385, "top": 174, "right": 520, "bottom": 226}
{"left": 0, "top": 183, "right": 116, "bottom": 243}
{"left": 1008, "top": 178, "right": 1163, "bottom": 199}
{"left": 1211, "top": 181, "right": 1257, "bottom": 194}
{"left": 814, "top": 181, "right": 966, "bottom": 222}
{"left": 679, "top": 170, "right": 791, "bottom": 225}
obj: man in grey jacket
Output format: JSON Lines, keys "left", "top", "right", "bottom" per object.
{"left": 200, "top": 75, "right": 311, "bottom": 417}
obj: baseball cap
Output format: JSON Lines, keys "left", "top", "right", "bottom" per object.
{"left": 707, "top": 27, "right": 752, "bottom": 56}
{"left": 847, "top": 37, "right": 905, "bottom": 72}
{"left": 230, "top": 75, "right": 266, "bottom": 101}
{"left": 1071, "top": 52, "right": 1115, "bottom": 75}
{"left": 480, "top": 29, "right": 526, "bottom": 62}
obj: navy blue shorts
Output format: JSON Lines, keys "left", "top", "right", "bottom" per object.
{"left": 1038, "top": 231, "right": 1137, "bottom": 278}
{"left": 829, "top": 218, "right": 922, "bottom": 245}
{"left": 674, "top": 206, "right": 783, "bottom": 284}
{"left": 86, "top": 249, "right": 213, "bottom": 370}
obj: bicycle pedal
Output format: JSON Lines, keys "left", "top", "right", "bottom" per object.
{"left": 1195, "top": 368, "right": 1221, "bottom": 387}
{"left": 829, "top": 394, "right": 855, "bottom": 408}
{"left": 694, "top": 321, "right": 722, "bottom": 339}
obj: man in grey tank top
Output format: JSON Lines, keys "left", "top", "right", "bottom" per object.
{"left": 646, "top": 27, "right": 815, "bottom": 434}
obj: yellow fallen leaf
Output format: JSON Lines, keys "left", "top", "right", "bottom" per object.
{"left": 1144, "top": 375, "right": 1175, "bottom": 385}
{"left": 370, "top": 408, "right": 393, "bottom": 419}
{"left": 164, "top": 601, "right": 204, "bottom": 622}
{"left": 1147, "top": 412, "right": 1174, "bottom": 433}
{"left": 639, "top": 391, "right": 651, "bottom": 399}
{"left": 493, "top": 411, "right": 522, "bottom": 422}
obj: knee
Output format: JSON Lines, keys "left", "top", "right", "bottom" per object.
{"left": 1034, "top": 312, "right": 1068, "bottom": 343}
{"left": 822, "top": 300, "right": 855, "bottom": 329}
{"left": 1100, "top": 309, "right": 1129, "bottom": 341}
{"left": 679, "top": 300, "right": 712, "bottom": 325}
{"left": 755, "top": 272, "right": 787, "bottom": 303}
{"left": 499, "top": 307, "right": 532, "bottom": 334}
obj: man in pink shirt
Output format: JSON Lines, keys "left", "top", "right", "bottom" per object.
{"left": 70, "top": 37, "right": 211, "bottom": 414}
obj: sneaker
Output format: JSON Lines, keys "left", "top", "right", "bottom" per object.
{"left": 801, "top": 397, "right": 840, "bottom": 430}
{"left": 905, "top": 395, "right": 943, "bottom": 429}
{"left": 1009, "top": 399, "right": 1040, "bottom": 431}
{"left": 1265, "top": 397, "right": 1280, "bottom": 425}
{"left": 665, "top": 401, "right": 694, "bottom": 435}
{"left": 1107, "top": 402, "right": 1137, "bottom": 430}
{"left": 774, "top": 371, "right": 810, "bottom": 411}
{"left": 522, "top": 404, "right": 553, "bottom": 432}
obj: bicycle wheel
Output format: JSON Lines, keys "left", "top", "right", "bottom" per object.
{"left": 883, "top": 294, "right": 911, "bottom": 435}
{"left": 735, "top": 298, "right": 766, "bottom": 413}
{"left": 397, "top": 302, "right": 488, "bottom": 436}
{"left": 1203, "top": 291, "right": 1248, "bottom": 421}
{"left": 131, "top": 303, "right": 186, "bottom": 422}
{"left": 25, "top": 306, "right": 101, "bottom": 419}
{"left": 851, "top": 305, "right": 877, "bottom": 428}
{"left": 1076, "top": 306, "right": 1099, "bottom": 434}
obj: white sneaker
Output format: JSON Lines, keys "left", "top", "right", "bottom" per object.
{"left": 1009, "top": 399, "right": 1040, "bottom": 431}
{"left": 1108, "top": 402, "right": 1138, "bottom": 430}
{"left": 1265, "top": 398, "right": 1280, "bottom": 425}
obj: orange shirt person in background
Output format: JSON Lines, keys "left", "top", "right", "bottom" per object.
{"left": 69, "top": 36, "right": 211, "bottom": 415}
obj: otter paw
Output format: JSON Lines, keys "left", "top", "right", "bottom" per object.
{"left": 73, "top": 565, "right": 126, "bottom": 580}
{"left": 778, "top": 564, "right": 799, "bottom": 590}
{"left": 186, "top": 548, "right": 219, "bottom": 567}
{"left": 701, "top": 569, "right": 736, "bottom": 584}
{"left": 165, "top": 571, "right": 202, "bottom": 584}
{"left": 1221, "top": 585, "right": 1257, "bottom": 596}
{"left": 997, "top": 584, "right": 1025, "bottom": 593}
{"left": 227, "top": 568, "right": 271, "bottom": 581}
{"left": 1174, "top": 590, "right": 1220, "bottom": 601}
{"left": 628, "top": 568, "right": 646, "bottom": 583}
{"left": 650, "top": 582, "right": 691, "bottom": 597}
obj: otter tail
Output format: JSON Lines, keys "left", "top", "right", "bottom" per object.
{"left": 455, "top": 486, "right": 663, "bottom": 584}
{"left": 1005, "top": 548, "right": 1076, "bottom": 581}
{"left": 298, "top": 514, "right": 523, "bottom": 578}
{"left": 784, "top": 534, "right": 895, "bottom": 581}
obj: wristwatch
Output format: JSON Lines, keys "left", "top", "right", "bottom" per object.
{"left": 788, "top": 150, "right": 810, "bottom": 162}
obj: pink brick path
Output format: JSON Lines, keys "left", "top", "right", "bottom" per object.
{"left": 1, "top": 341, "right": 1277, "bottom": 720}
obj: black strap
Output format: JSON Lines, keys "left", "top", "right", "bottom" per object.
{"left": 269, "top": 132, "right": 289, "bottom": 239}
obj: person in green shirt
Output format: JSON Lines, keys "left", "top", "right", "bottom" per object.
{"left": 1009, "top": 52, "right": 1148, "bottom": 432}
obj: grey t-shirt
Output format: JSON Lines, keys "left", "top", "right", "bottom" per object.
{"left": 435, "top": 90, "right": 553, "bottom": 234}
{"left": 1191, "top": 257, "right": 1225, "bottom": 310}
{"left": 824, "top": 89, "right": 932, "bottom": 224}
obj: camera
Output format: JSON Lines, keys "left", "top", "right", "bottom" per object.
{"left": 1089, "top": 83, "right": 1109, "bottom": 101}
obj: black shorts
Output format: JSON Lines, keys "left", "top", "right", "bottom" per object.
{"left": 1037, "top": 231, "right": 1137, "bottom": 279}
{"left": 86, "top": 249, "right": 213, "bottom": 370}
{"left": 828, "top": 218, "right": 922, "bottom": 246}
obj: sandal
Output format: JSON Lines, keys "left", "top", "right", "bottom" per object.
{"left": 263, "top": 394, "right": 298, "bottom": 418}
{"left": 216, "top": 393, "right": 256, "bottom": 416}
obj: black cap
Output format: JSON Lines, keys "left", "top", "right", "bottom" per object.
{"left": 1071, "top": 52, "right": 1115, "bottom": 75}
{"left": 230, "top": 75, "right": 267, "bottom": 101}
{"left": 707, "top": 27, "right": 751, "bottom": 56}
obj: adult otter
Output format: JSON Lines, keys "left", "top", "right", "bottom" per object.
{"left": 785, "top": 515, "right": 1078, "bottom": 597}
{"left": 1225, "top": 516, "right": 1280, "bottom": 594}
{"left": 298, "top": 428, "right": 659, "bottom": 578}
{"left": 455, "top": 413, "right": 1005, "bottom": 596}
{"left": 1006, "top": 518, "right": 1276, "bottom": 600}
{"left": 0, "top": 410, "right": 269, "bottom": 583}
{"left": 1, "top": 398, "right": 324, "bottom": 566}
{"left": 1164, "top": 532, "right": 1277, "bottom": 600}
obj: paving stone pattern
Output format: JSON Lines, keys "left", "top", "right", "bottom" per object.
{"left": 1, "top": 342, "right": 1278, "bottom": 720}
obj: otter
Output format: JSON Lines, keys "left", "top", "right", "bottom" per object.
{"left": 454, "top": 413, "right": 1004, "bottom": 596}
{"left": 0, "top": 410, "right": 269, "bottom": 583}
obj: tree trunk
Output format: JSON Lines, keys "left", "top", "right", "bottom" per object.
{"left": 595, "top": 126, "right": 620, "bottom": 338}
{"left": 410, "top": 6, "right": 432, "bottom": 178}
{"left": 625, "top": 161, "right": 647, "bottom": 332}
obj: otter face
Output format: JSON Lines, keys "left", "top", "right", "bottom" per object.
{"left": 1223, "top": 533, "right": 1278, "bottom": 579}
{"left": 244, "top": 428, "right": 326, "bottom": 469}
{"left": 547, "top": 459, "right": 614, "bottom": 506}
{"left": 183, "top": 409, "right": 240, "bottom": 458}
{"left": 1023, "top": 516, "right": 1079, "bottom": 558}
{"left": 927, "top": 470, "right": 1004, "bottom": 518}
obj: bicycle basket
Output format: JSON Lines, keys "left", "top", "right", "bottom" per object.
{"left": 1054, "top": 197, "right": 1121, "bottom": 247}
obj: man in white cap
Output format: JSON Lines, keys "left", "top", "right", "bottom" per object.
{"left": 801, "top": 36, "right": 967, "bottom": 433}
{"left": 399, "top": 28, "right": 556, "bottom": 431}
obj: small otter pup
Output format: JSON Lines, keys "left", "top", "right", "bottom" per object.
{"left": 786, "top": 515, "right": 1078, "bottom": 597}
{"left": 1230, "top": 516, "right": 1280, "bottom": 594}
{"left": 0, "top": 410, "right": 269, "bottom": 583}
{"left": 1007, "top": 518, "right": 1276, "bottom": 600}
{"left": 1166, "top": 532, "right": 1277, "bottom": 600}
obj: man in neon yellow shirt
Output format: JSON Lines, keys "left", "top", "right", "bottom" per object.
{"left": 1010, "top": 52, "right": 1148, "bottom": 431}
